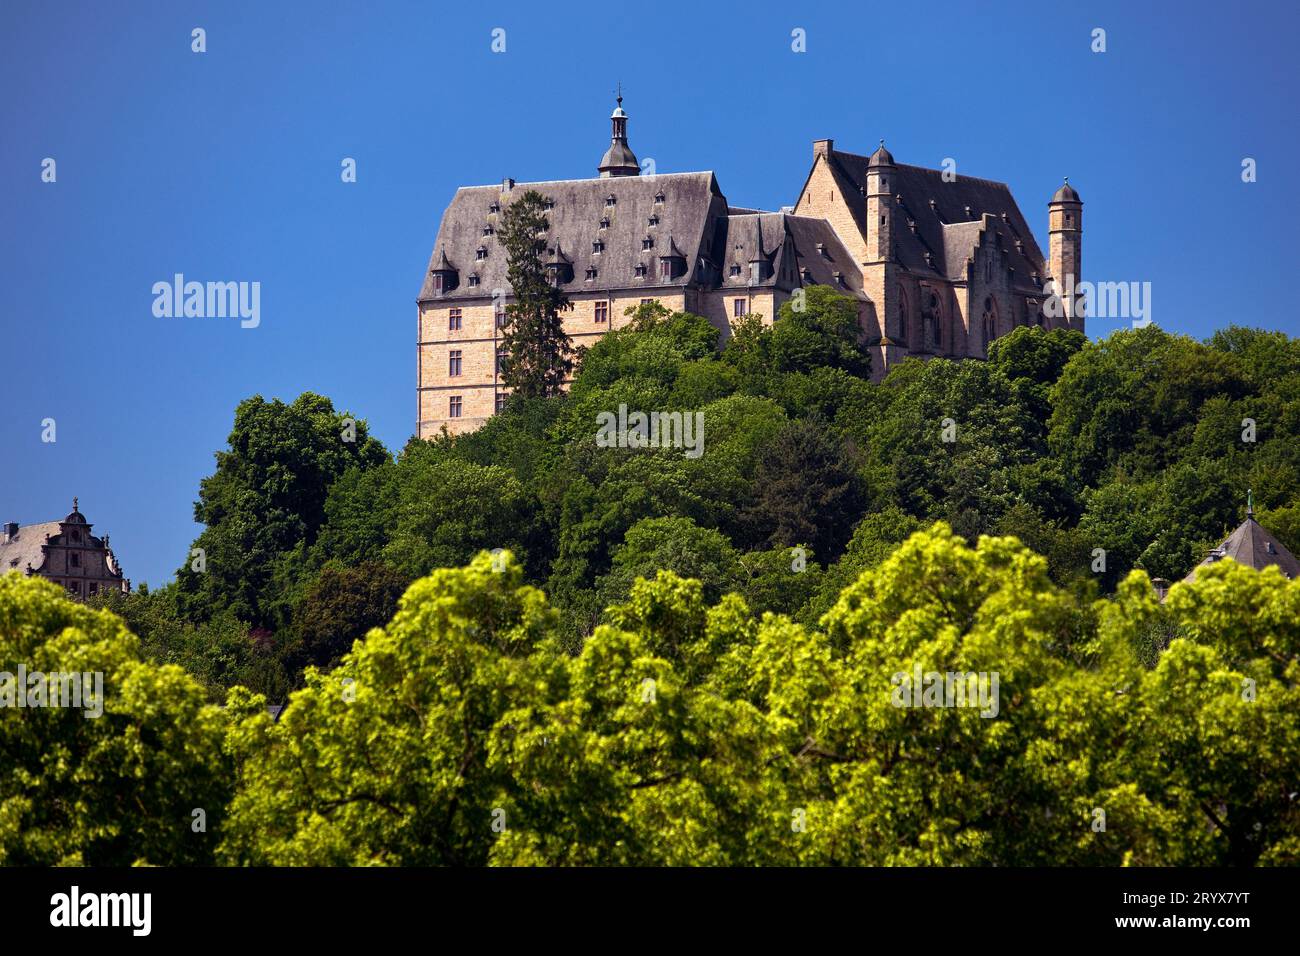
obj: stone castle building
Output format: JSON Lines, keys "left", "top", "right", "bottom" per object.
{"left": 417, "top": 97, "right": 1084, "bottom": 437}
{"left": 0, "top": 499, "right": 130, "bottom": 598}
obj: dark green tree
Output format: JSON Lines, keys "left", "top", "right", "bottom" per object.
{"left": 498, "top": 190, "right": 575, "bottom": 398}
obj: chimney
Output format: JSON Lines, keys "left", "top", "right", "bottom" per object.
{"left": 3, "top": 522, "right": 17, "bottom": 540}
{"left": 812, "top": 139, "right": 834, "bottom": 160}
{"left": 502, "top": 177, "right": 515, "bottom": 193}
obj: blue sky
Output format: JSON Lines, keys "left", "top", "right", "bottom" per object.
{"left": 2, "top": 0, "right": 1297, "bottom": 588}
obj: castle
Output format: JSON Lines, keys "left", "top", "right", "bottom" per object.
{"left": 417, "top": 98, "right": 1084, "bottom": 437}
{"left": 0, "top": 499, "right": 130, "bottom": 598}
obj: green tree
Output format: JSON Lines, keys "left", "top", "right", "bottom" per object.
{"left": 739, "top": 418, "right": 865, "bottom": 557}
{"left": 218, "top": 553, "right": 558, "bottom": 865}
{"left": 286, "top": 561, "right": 412, "bottom": 675}
{"left": 176, "top": 393, "right": 388, "bottom": 627}
{"left": 498, "top": 190, "right": 575, "bottom": 398}
{"left": 0, "top": 574, "right": 229, "bottom": 865}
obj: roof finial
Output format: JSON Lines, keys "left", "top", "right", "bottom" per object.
{"left": 1248, "top": 488, "right": 1255, "bottom": 518}
{"left": 73, "top": 496, "right": 78, "bottom": 512}
{"left": 616, "top": 80, "right": 622, "bottom": 108}
{"left": 880, "top": 139, "right": 885, "bottom": 149}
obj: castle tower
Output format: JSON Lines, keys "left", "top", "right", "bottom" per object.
{"left": 862, "top": 141, "right": 901, "bottom": 356}
{"left": 864, "top": 140, "right": 895, "bottom": 264}
{"left": 1047, "top": 178, "right": 1083, "bottom": 333}
{"left": 597, "top": 90, "right": 640, "bottom": 178}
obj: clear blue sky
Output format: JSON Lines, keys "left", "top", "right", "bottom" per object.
{"left": 2, "top": 0, "right": 1297, "bottom": 588}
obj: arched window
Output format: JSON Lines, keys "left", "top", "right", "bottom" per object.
{"left": 928, "top": 291, "right": 942, "bottom": 351}
{"left": 919, "top": 288, "right": 942, "bottom": 353}
{"left": 897, "top": 285, "right": 910, "bottom": 346}
{"left": 982, "top": 295, "right": 998, "bottom": 351}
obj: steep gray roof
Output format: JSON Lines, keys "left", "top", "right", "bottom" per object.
{"left": 0, "top": 521, "right": 61, "bottom": 575}
{"left": 825, "top": 149, "right": 1048, "bottom": 292}
{"left": 1184, "top": 516, "right": 1300, "bottom": 583}
{"left": 418, "top": 172, "right": 728, "bottom": 301}
{"left": 712, "top": 213, "right": 866, "bottom": 300}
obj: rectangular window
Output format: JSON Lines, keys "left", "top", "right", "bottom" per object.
{"left": 496, "top": 348, "right": 506, "bottom": 375}
{"left": 449, "top": 350, "right": 462, "bottom": 376}
{"left": 640, "top": 298, "right": 654, "bottom": 306}
{"left": 660, "top": 260, "right": 670, "bottom": 278}
{"left": 495, "top": 309, "right": 507, "bottom": 329}
{"left": 70, "top": 552, "right": 80, "bottom": 568}
{"left": 449, "top": 308, "right": 462, "bottom": 331}
{"left": 432, "top": 274, "right": 443, "bottom": 292}
{"left": 496, "top": 393, "right": 508, "bottom": 413}
{"left": 595, "top": 301, "right": 608, "bottom": 323}
{"left": 89, "top": 582, "right": 98, "bottom": 595}
{"left": 733, "top": 298, "right": 747, "bottom": 317}
{"left": 449, "top": 396, "right": 462, "bottom": 418}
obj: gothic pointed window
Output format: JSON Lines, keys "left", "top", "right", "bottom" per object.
{"left": 982, "top": 296, "right": 997, "bottom": 349}
{"left": 898, "top": 285, "right": 910, "bottom": 345}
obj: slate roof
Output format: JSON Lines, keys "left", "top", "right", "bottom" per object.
{"left": 1183, "top": 515, "right": 1300, "bottom": 583}
{"left": 418, "top": 173, "right": 866, "bottom": 304}
{"left": 0, "top": 521, "right": 61, "bottom": 575}
{"left": 419, "top": 172, "right": 728, "bottom": 301}
{"left": 823, "top": 148, "right": 1048, "bottom": 292}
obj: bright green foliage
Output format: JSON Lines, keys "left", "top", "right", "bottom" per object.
{"left": 13, "top": 526, "right": 1300, "bottom": 867}
{"left": 0, "top": 574, "right": 229, "bottom": 865}
{"left": 219, "top": 553, "right": 558, "bottom": 865}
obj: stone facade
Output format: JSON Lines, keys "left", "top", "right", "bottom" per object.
{"left": 417, "top": 100, "right": 1084, "bottom": 438}
{"left": 0, "top": 499, "right": 130, "bottom": 598}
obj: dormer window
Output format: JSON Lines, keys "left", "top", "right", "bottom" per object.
{"left": 467, "top": 274, "right": 480, "bottom": 287}
{"left": 635, "top": 263, "right": 647, "bottom": 277}
{"left": 658, "top": 237, "right": 687, "bottom": 280}
{"left": 586, "top": 267, "right": 598, "bottom": 280}
{"left": 489, "top": 202, "right": 500, "bottom": 214}
{"left": 599, "top": 217, "right": 610, "bottom": 229}
{"left": 815, "top": 242, "right": 825, "bottom": 257}
{"left": 605, "top": 195, "right": 616, "bottom": 207}
{"left": 592, "top": 240, "right": 604, "bottom": 254}
{"left": 642, "top": 237, "right": 654, "bottom": 250}
{"left": 545, "top": 242, "right": 573, "bottom": 285}
{"left": 648, "top": 215, "right": 659, "bottom": 227}
{"left": 483, "top": 224, "right": 494, "bottom": 236}
{"left": 429, "top": 250, "right": 458, "bottom": 294}
{"left": 542, "top": 198, "right": 555, "bottom": 211}
{"left": 832, "top": 271, "right": 844, "bottom": 287}
{"left": 800, "top": 267, "right": 812, "bottom": 282}
{"left": 729, "top": 264, "right": 741, "bottom": 277}
{"left": 654, "top": 191, "right": 665, "bottom": 204}
{"left": 476, "top": 246, "right": 488, "bottom": 260}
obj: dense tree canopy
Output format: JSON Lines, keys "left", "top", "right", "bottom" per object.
{"left": 28, "top": 290, "right": 1300, "bottom": 866}
{"left": 11, "top": 525, "right": 1298, "bottom": 866}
